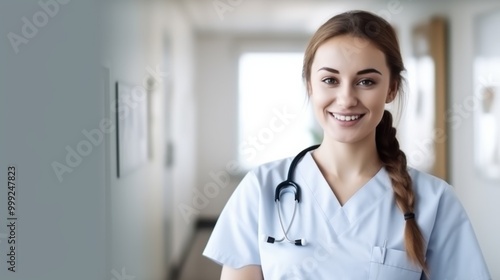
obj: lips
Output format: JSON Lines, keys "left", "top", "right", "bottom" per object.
{"left": 330, "top": 113, "right": 365, "bottom": 122}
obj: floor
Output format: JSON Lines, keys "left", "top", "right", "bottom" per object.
{"left": 177, "top": 228, "right": 221, "bottom": 280}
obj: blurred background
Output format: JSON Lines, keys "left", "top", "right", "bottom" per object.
{"left": 1, "top": 0, "right": 499, "bottom": 279}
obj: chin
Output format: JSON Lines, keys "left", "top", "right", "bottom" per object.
{"left": 325, "top": 127, "right": 375, "bottom": 144}
{"left": 325, "top": 131, "right": 361, "bottom": 144}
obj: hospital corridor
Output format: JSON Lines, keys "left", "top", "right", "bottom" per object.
{"left": 1, "top": 0, "right": 500, "bottom": 279}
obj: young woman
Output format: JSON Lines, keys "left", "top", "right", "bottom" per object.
{"left": 203, "top": 10, "right": 491, "bottom": 280}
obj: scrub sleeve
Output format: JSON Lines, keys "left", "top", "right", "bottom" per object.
{"left": 203, "top": 171, "right": 261, "bottom": 269}
{"left": 422, "top": 184, "right": 491, "bottom": 280}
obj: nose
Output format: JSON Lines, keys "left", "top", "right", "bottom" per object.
{"left": 336, "top": 85, "right": 358, "bottom": 108}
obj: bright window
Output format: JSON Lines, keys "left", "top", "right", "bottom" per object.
{"left": 238, "top": 52, "right": 316, "bottom": 169}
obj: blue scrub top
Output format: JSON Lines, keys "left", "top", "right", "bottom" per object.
{"left": 203, "top": 152, "right": 491, "bottom": 279}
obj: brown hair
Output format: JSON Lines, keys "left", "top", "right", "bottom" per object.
{"left": 302, "top": 10, "right": 428, "bottom": 274}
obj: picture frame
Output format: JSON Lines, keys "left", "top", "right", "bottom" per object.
{"left": 115, "top": 81, "right": 149, "bottom": 178}
{"left": 473, "top": 9, "right": 500, "bottom": 180}
{"left": 401, "top": 17, "right": 448, "bottom": 180}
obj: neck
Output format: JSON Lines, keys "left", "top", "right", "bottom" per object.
{"left": 312, "top": 133, "right": 382, "bottom": 180}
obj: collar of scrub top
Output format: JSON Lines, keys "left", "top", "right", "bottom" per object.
{"left": 268, "top": 144, "right": 416, "bottom": 246}
{"left": 267, "top": 144, "right": 320, "bottom": 246}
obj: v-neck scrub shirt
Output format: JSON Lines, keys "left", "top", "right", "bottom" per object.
{"left": 203, "top": 152, "right": 491, "bottom": 279}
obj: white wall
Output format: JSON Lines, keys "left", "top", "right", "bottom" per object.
{"left": 103, "top": 0, "right": 199, "bottom": 278}
{"left": 195, "top": 2, "right": 500, "bottom": 278}
{"left": 103, "top": 1, "right": 168, "bottom": 279}
{"left": 195, "top": 34, "right": 240, "bottom": 219}
{"left": 165, "top": 1, "right": 199, "bottom": 268}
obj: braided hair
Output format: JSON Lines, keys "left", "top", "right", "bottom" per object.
{"left": 376, "top": 110, "right": 428, "bottom": 274}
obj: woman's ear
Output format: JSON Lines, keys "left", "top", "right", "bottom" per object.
{"left": 385, "top": 91, "right": 395, "bottom": 103}
{"left": 386, "top": 81, "right": 398, "bottom": 103}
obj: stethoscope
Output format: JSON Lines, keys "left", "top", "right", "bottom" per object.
{"left": 265, "top": 144, "right": 320, "bottom": 246}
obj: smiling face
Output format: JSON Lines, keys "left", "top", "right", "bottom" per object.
{"left": 309, "top": 35, "right": 396, "bottom": 145}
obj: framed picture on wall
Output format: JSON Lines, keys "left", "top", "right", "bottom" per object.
{"left": 474, "top": 9, "right": 500, "bottom": 180}
{"left": 401, "top": 17, "right": 448, "bottom": 181}
{"left": 115, "top": 81, "right": 149, "bottom": 178}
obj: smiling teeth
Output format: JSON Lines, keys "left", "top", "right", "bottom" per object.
{"left": 333, "top": 114, "right": 360, "bottom": 121}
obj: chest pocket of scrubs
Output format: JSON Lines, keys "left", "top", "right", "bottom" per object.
{"left": 368, "top": 246, "right": 422, "bottom": 280}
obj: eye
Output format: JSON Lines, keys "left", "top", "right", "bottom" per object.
{"left": 357, "top": 79, "right": 375, "bottom": 86}
{"left": 322, "top": 77, "right": 338, "bottom": 85}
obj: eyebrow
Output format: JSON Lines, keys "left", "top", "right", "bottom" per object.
{"left": 318, "top": 67, "right": 382, "bottom": 75}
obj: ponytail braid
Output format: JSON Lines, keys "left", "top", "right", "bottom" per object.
{"left": 376, "top": 110, "right": 429, "bottom": 275}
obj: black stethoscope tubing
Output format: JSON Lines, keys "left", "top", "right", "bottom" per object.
{"left": 274, "top": 144, "right": 320, "bottom": 203}
{"left": 266, "top": 144, "right": 320, "bottom": 246}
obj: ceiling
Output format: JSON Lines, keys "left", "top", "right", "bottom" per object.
{"left": 180, "top": 0, "right": 379, "bottom": 34}
{"left": 176, "top": 0, "right": 488, "bottom": 34}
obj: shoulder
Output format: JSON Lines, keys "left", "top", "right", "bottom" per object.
{"left": 232, "top": 156, "right": 294, "bottom": 199}
{"left": 407, "top": 167, "right": 451, "bottom": 196}
{"left": 243, "top": 156, "right": 294, "bottom": 186}
{"left": 407, "top": 167, "right": 464, "bottom": 214}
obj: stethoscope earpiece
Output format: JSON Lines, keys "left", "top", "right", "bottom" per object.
{"left": 297, "top": 238, "right": 307, "bottom": 246}
{"left": 264, "top": 235, "right": 306, "bottom": 246}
